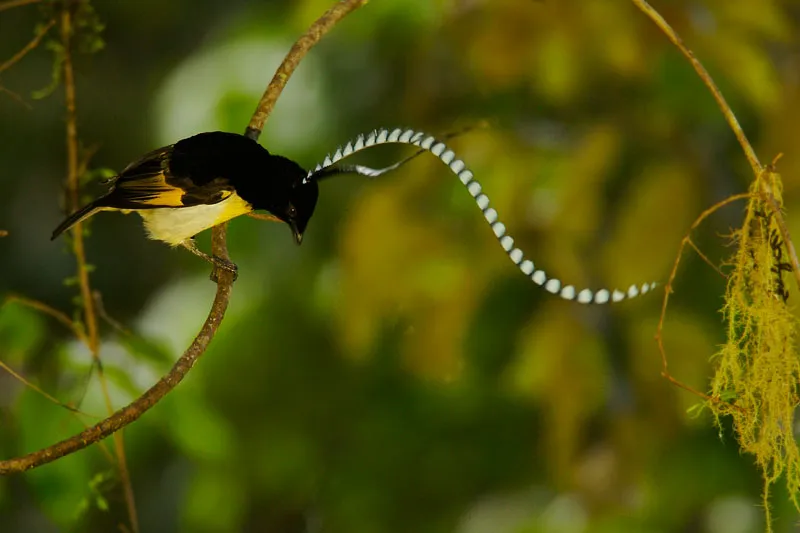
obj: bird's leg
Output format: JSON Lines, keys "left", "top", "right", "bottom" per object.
{"left": 180, "top": 238, "right": 238, "bottom": 282}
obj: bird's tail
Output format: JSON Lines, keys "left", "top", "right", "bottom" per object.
{"left": 51, "top": 201, "right": 106, "bottom": 240}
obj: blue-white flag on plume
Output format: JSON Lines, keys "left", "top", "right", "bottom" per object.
{"left": 307, "top": 127, "right": 656, "bottom": 304}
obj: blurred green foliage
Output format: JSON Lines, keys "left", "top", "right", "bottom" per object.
{"left": 2, "top": 0, "right": 800, "bottom": 532}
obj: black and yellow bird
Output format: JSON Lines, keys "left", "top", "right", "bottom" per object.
{"left": 52, "top": 131, "right": 319, "bottom": 274}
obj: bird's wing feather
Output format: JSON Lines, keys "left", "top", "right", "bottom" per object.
{"left": 105, "top": 145, "right": 234, "bottom": 209}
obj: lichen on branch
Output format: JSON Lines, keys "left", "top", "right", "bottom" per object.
{"left": 712, "top": 164, "right": 800, "bottom": 519}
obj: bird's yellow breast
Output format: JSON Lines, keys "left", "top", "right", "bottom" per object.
{"left": 137, "top": 193, "right": 253, "bottom": 246}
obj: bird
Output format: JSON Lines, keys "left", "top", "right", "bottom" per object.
{"left": 52, "top": 131, "right": 319, "bottom": 275}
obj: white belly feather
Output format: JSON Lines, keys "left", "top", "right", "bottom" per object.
{"left": 137, "top": 193, "right": 252, "bottom": 246}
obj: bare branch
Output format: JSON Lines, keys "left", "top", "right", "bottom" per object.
{"left": 0, "top": 358, "right": 91, "bottom": 415}
{"left": 59, "top": 7, "right": 139, "bottom": 530}
{"left": 630, "top": 0, "right": 761, "bottom": 175}
{"left": 654, "top": 192, "right": 751, "bottom": 405}
{"left": 0, "top": 18, "right": 55, "bottom": 74}
{"left": 0, "top": 235, "right": 233, "bottom": 474}
{"left": 4, "top": 294, "right": 89, "bottom": 346}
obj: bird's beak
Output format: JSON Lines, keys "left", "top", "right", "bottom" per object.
{"left": 290, "top": 221, "right": 304, "bottom": 245}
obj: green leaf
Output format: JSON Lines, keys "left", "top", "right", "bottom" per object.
{"left": 0, "top": 301, "right": 46, "bottom": 366}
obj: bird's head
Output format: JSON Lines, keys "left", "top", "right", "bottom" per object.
{"left": 248, "top": 155, "right": 318, "bottom": 245}
{"left": 280, "top": 178, "right": 318, "bottom": 245}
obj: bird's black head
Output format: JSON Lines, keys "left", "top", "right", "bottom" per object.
{"left": 282, "top": 176, "right": 318, "bottom": 245}
{"left": 237, "top": 154, "right": 318, "bottom": 245}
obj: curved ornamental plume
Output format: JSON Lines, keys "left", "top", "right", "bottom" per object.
{"left": 306, "top": 127, "right": 656, "bottom": 304}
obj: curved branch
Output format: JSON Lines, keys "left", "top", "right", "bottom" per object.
{"left": 0, "top": 0, "right": 369, "bottom": 476}
{"left": 245, "top": 0, "right": 369, "bottom": 139}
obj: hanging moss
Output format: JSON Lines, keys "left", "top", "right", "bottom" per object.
{"left": 711, "top": 167, "right": 800, "bottom": 529}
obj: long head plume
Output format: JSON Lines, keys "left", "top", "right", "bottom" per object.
{"left": 306, "top": 127, "right": 656, "bottom": 304}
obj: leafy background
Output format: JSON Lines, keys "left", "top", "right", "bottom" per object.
{"left": 1, "top": 0, "right": 800, "bottom": 531}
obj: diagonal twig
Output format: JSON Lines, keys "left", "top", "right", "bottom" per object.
{"left": 4, "top": 294, "right": 89, "bottom": 347}
{"left": 654, "top": 192, "right": 751, "bottom": 405}
{"left": 0, "top": 19, "right": 55, "bottom": 74}
{"left": 0, "top": 0, "right": 39, "bottom": 14}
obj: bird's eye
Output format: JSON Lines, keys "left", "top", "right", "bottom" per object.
{"left": 288, "top": 205, "right": 297, "bottom": 217}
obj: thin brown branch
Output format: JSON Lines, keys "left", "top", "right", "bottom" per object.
{"left": 0, "top": 85, "right": 31, "bottom": 108}
{"left": 0, "top": 230, "right": 7, "bottom": 237}
{"left": 633, "top": 0, "right": 800, "bottom": 401}
{"left": 630, "top": 0, "right": 762, "bottom": 176}
{"left": 4, "top": 294, "right": 89, "bottom": 346}
{"left": 93, "top": 290, "right": 129, "bottom": 335}
{"left": 0, "top": 0, "right": 39, "bottom": 14}
{"left": 0, "top": 0, "right": 368, "bottom": 493}
{"left": 245, "top": 0, "right": 370, "bottom": 139}
{"left": 0, "top": 18, "right": 55, "bottom": 74}
{"left": 60, "top": 7, "right": 138, "bottom": 531}
{"left": 685, "top": 238, "right": 726, "bottom": 279}
{"left": 654, "top": 192, "right": 751, "bottom": 409}
{"left": 0, "top": 358, "right": 88, "bottom": 414}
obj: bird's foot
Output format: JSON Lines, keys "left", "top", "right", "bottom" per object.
{"left": 209, "top": 256, "right": 238, "bottom": 283}
{"left": 180, "top": 239, "right": 238, "bottom": 283}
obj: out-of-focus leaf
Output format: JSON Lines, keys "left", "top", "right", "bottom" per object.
{"left": 181, "top": 467, "right": 246, "bottom": 533}
{"left": 16, "top": 390, "right": 93, "bottom": 524}
{"left": 162, "top": 386, "right": 235, "bottom": 462}
{"left": 117, "top": 333, "right": 173, "bottom": 366}
{"left": 504, "top": 302, "right": 610, "bottom": 483}
{"left": 0, "top": 301, "right": 46, "bottom": 366}
{"left": 600, "top": 162, "right": 700, "bottom": 291}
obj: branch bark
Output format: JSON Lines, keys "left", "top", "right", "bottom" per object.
{"left": 0, "top": 0, "right": 368, "bottom": 475}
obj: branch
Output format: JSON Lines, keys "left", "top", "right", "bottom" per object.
{"left": 0, "top": 230, "right": 234, "bottom": 474}
{"left": 0, "top": 18, "right": 54, "bottom": 75}
{"left": 0, "top": 0, "right": 39, "bottom": 14}
{"left": 4, "top": 294, "right": 89, "bottom": 346}
{"left": 245, "top": 0, "right": 369, "bottom": 139}
{"left": 0, "top": 0, "right": 369, "bottom": 476}
{"left": 632, "top": 1, "right": 800, "bottom": 297}
{"left": 59, "top": 6, "right": 140, "bottom": 530}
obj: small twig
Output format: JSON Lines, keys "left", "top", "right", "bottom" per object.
{"left": 0, "top": 230, "right": 8, "bottom": 237}
{"left": 686, "top": 239, "right": 727, "bottom": 279}
{"left": 0, "top": 0, "right": 39, "bottom": 13}
{"left": 654, "top": 192, "right": 751, "bottom": 408}
{"left": 0, "top": 85, "right": 31, "bottom": 108}
{"left": 93, "top": 290, "right": 129, "bottom": 335}
{"left": 0, "top": 358, "right": 87, "bottom": 414}
{"left": 4, "top": 294, "right": 89, "bottom": 346}
{"left": 0, "top": 18, "right": 55, "bottom": 74}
